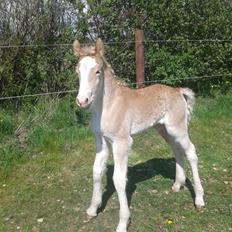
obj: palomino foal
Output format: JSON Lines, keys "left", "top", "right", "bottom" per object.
{"left": 73, "top": 39, "right": 205, "bottom": 232}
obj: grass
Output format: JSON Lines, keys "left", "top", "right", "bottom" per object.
{"left": 0, "top": 95, "right": 232, "bottom": 232}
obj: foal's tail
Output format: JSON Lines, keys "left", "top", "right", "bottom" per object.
{"left": 180, "top": 88, "right": 195, "bottom": 122}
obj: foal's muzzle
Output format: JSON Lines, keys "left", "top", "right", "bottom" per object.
{"left": 76, "top": 96, "right": 91, "bottom": 108}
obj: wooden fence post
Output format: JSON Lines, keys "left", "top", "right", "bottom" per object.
{"left": 135, "top": 29, "right": 145, "bottom": 88}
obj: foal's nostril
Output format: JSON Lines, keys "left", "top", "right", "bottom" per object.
{"left": 77, "top": 97, "right": 89, "bottom": 107}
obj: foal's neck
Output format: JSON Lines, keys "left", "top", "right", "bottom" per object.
{"left": 103, "top": 65, "right": 119, "bottom": 96}
{"left": 91, "top": 59, "right": 122, "bottom": 114}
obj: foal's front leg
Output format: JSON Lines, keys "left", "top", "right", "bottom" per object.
{"left": 87, "top": 136, "right": 109, "bottom": 218}
{"left": 112, "top": 138, "right": 132, "bottom": 232}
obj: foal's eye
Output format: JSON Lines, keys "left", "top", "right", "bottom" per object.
{"left": 96, "top": 70, "right": 101, "bottom": 75}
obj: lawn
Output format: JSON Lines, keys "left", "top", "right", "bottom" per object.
{"left": 0, "top": 95, "right": 232, "bottom": 232}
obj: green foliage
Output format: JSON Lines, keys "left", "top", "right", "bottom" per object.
{"left": 27, "top": 98, "right": 91, "bottom": 153}
{"left": 0, "top": 0, "right": 232, "bottom": 100}
{"left": 0, "top": 145, "right": 23, "bottom": 168}
{"left": 0, "top": 111, "right": 15, "bottom": 139}
{"left": 195, "top": 95, "right": 232, "bottom": 119}
{"left": 83, "top": 0, "right": 232, "bottom": 95}
{"left": 0, "top": 97, "right": 91, "bottom": 170}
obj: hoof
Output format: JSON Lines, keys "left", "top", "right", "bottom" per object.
{"left": 84, "top": 211, "right": 97, "bottom": 223}
{"left": 116, "top": 226, "right": 127, "bottom": 232}
{"left": 116, "top": 217, "right": 131, "bottom": 232}
{"left": 86, "top": 207, "right": 97, "bottom": 218}
{"left": 171, "top": 183, "right": 181, "bottom": 192}
{"left": 195, "top": 197, "right": 205, "bottom": 211}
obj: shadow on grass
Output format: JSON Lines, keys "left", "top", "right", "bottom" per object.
{"left": 98, "top": 157, "right": 195, "bottom": 214}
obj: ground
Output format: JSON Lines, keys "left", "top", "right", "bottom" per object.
{"left": 0, "top": 96, "right": 232, "bottom": 232}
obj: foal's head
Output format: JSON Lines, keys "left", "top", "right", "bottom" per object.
{"left": 73, "top": 39, "right": 105, "bottom": 108}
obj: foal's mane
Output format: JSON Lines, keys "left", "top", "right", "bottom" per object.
{"left": 102, "top": 57, "right": 128, "bottom": 87}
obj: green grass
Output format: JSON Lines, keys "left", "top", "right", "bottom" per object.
{"left": 0, "top": 95, "right": 232, "bottom": 232}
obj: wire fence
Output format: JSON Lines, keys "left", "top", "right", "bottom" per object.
{"left": 0, "top": 39, "right": 231, "bottom": 101}
{"left": 1, "top": 38, "right": 232, "bottom": 49}
{"left": 0, "top": 74, "right": 231, "bottom": 101}
{"left": 0, "top": 38, "right": 231, "bottom": 167}
{"left": 0, "top": 90, "right": 77, "bottom": 100}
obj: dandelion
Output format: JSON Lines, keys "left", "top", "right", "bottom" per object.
{"left": 167, "top": 218, "right": 174, "bottom": 225}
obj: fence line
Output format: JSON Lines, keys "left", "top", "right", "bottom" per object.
{"left": 144, "top": 39, "right": 232, "bottom": 43}
{"left": 0, "top": 39, "right": 232, "bottom": 49}
{"left": 0, "top": 89, "right": 77, "bottom": 100}
{"left": 0, "top": 73, "right": 231, "bottom": 101}
{"left": 129, "top": 73, "right": 232, "bottom": 86}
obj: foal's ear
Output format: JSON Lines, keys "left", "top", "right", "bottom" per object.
{"left": 95, "top": 38, "right": 104, "bottom": 56}
{"left": 73, "top": 40, "right": 81, "bottom": 57}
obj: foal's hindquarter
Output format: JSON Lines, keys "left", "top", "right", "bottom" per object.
{"left": 73, "top": 39, "right": 204, "bottom": 232}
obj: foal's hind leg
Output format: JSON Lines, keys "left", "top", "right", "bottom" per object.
{"left": 156, "top": 124, "right": 186, "bottom": 192}
{"left": 165, "top": 124, "right": 205, "bottom": 208}
{"left": 171, "top": 145, "right": 186, "bottom": 192}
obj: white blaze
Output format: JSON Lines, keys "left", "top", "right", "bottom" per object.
{"left": 78, "top": 57, "right": 97, "bottom": 101}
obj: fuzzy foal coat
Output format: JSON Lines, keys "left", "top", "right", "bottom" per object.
{"left": 73, "top": 39, "right": 205, "bottom": 232}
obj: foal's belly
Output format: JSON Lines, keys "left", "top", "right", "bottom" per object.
{"left": 130, "top": 116, "right": 160, "bottom": 135}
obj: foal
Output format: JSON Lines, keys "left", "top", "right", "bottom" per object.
{"left": 73, "top": 39, "right": 204, "bottom": 232}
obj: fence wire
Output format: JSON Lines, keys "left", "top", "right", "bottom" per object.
{"left": 0, "top": 38, "right": 232, "bottom": 49}
{"left": 0, "top": 39, "right": 231, "bottom": 101}
{"left": 0, "top": 74, "right": 231, "bottom": 101}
